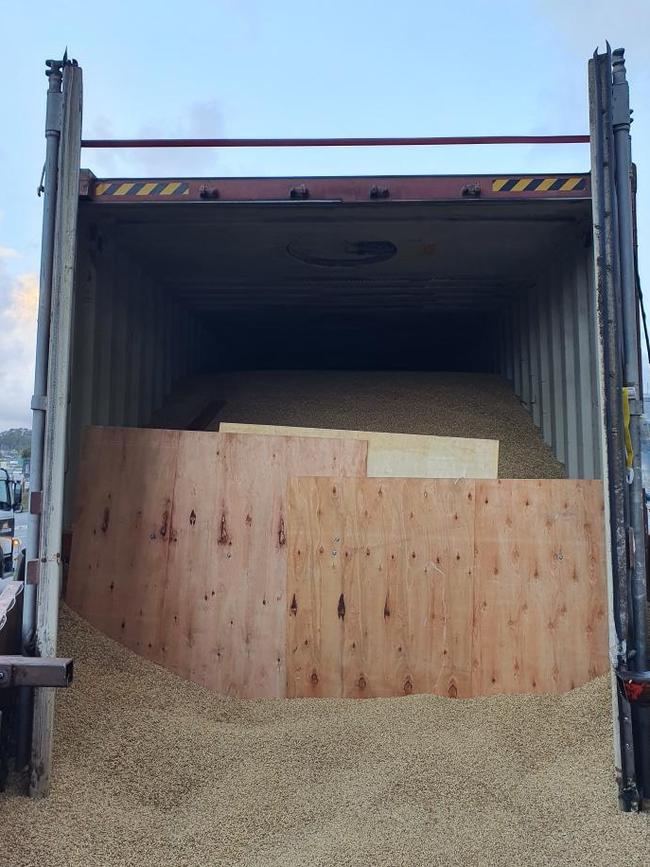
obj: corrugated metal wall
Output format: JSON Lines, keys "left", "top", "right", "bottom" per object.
{"left": 64, "top": 226, "right": 211, "bottom": 527}
{"left": 494, "top": 242, "right": 602, "bottom": 480}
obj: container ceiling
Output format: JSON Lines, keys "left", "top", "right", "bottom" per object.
{"left": 80, "top": 198, "right": 592, "bottom": 313}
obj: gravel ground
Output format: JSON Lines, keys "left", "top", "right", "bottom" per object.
{"left": 2, "top": 606, "right": 647, "bottom": 867}
{"left": 153, "top": 371, "right": 565, "bottom": 478}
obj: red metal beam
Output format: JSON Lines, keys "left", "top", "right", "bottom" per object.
{"left": 80, "top": 171, "right": 591, "bottom": 203}
{"left": 81, "top": 135, "right": 590, "bottom": 149}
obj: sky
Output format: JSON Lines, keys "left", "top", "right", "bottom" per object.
{"left": 0, "top": 0, "right": 649, "bottom": 429}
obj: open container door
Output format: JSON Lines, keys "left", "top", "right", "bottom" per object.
{"left": 25, "top": 57, "right": 83, "bottom": 797}
{"left": 589, "top": 46, "right": 650, "bottom": 811}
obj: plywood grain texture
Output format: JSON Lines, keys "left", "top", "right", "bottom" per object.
{"left": 287, "top": 478, "right": 607, "bottom": 698}
{"left": 472, "top": 479, "right": 607, "bottom": 695}
{"left": 287, "top": 478, "right": 475, "bottom": 699}
{"left": 66, "top": 426, "right": 367, "bottom": 697}
{"left": 66, "top": 426, "right": 181, "bottom": 660}
{"left": 219, "top": 422, "right": 499, "bottom": 479}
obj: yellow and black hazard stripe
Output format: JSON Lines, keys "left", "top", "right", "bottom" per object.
{"left": 492, "top": 176, "right": 586, "bottom": 193}
{"left": 95, "top": 181, "right": 190, "bottom": 197}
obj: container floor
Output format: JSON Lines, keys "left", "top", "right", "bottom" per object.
{"left": 151, "top": 371, "right": 566, "bottom": 479}
{"left": 3, "top": 606, "right": 647, "bottom": 867}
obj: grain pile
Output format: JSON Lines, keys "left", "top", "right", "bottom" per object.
{"left": 2, "top": 606, "right": 648, "bottom": 867}
{"left": 152, "top": 371, "right": 565, "bottom": 478}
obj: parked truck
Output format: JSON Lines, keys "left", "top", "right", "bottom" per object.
{"left": 0, "top": 46, "right": 647, "bottom": 809}
{"left": 0, "top": 468, "right": 23, "bottom": 580}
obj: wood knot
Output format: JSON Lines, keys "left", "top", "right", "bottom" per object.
{"left": 337, "top": 593, "right": 346, "bottom": 620}
{"left": 278, "top": 516, "right": 287, "bottom": 547}
{"left": 160, "top": 509, "right": 169, "bottom": 538}
{"left": 358, "top": 675, "right": 367, "bottom": 690}
{"left": 189, "top": 509, "right": 197, "bottom": 526}
{"left": 310, "top": 671, "right": 319, "bottom": 685}
{"left": 218, "top": 513, "right": 230, "bottom": 545}
{"left": 290, "top": 594, "right": 298, "bottom": 616}
{"left": 101, "top": 507, "right": 110, "bottom": 534}
{"left": 403, "top": 678, "right": 413, "bottom": 695}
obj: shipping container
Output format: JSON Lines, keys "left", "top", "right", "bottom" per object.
{"left": 7, "top": 47, "right": 649, "bottom": 809}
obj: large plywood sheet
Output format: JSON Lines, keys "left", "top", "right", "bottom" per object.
{"left": 287, "top": 477, "right": 476, "bottom": 699}
{"left": 219, "top": 422, "right": 498, "bottom": 479}
{"left": 472, "top": 479, "right": 607, "bottom": 695}
{"left": 67, "top": 427, "right": 367, "bottom": 698}
{"left": 66, "top": 426, "right": 181, "bottom": 658}
{"left": 286, "top": 478, "right": 607, "bottom": 698}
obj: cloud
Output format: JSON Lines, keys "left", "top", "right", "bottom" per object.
{"left": 0, "top": 249, "right": 37, "bottom": 430}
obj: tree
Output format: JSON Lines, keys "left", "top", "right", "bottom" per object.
{"left": 0, "top": 429, "right": 32, "bottom": 453}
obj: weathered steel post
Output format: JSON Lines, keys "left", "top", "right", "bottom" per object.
{"left": 29, "top": 59, "right": 83, "bottom": 798}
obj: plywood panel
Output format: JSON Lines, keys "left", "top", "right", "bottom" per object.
{"left": 66, "top": 427, "right": 367, "bottom": 698}
{"left": 220, "top": 422, "right": 498, "bottom": 479}
{"left": 287, "top": 477, "right": 607, "bottom": 699}
{"left": 287, "top": 477, "right": 475, "bottom": 698}
{"left": 67, "top": 426, "right": 181, "bottom": 661}
{"left": 70, "top": 435, "right": 607, "bottom": 700}
{"left": 473, "top": 479, "right": 607, "bottom": 694}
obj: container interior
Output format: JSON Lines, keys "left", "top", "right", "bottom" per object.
{"left": 66, "top": 193, "right": 600, "bottom": 525}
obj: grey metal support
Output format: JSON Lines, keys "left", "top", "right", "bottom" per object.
{"left": 538, "top": 279, "right": 553, "bottom": 447}
{"left": 92, "top": 238, "right": 114, "bottom": 425}
{"left": 574, "top": 248, "right": 597, "bottom": 479}
{"left": 549, "top": 263, "right": 567, "bottom": 466}
{"left": 109, "top": 250, "right": 128, "bottom": 424}
{"left": 519, "top": 294, "right": 531, "bottom": 409}
{"left": 529, "top": 289, "right": 542, "bottom": 429}
{"left": 24, "top": 59, "right": 64, "bottom": 654}
{"left": 612, "top": 48, "right": 647, "bottom": 670}
{"left": 586, "top": 256, "right": 603, "bottom": 478}
{"left": 64, "top": 235, "right": 96, "bottom": 529}
{"left": 512, "top": 299, "right": 521, "bottom": 396}
{"left": 163, "top": 289, "right": 173, "bottom": 401}
{"left": 589, "top": 46, "right": 639, "bottom": 810}
{"left": 504, "top": 306, "right": 514, "bottom": 383}
{"left": 498, "top": 309, "right": 505, "bottom": 378}
{"left": 152, "top": 286, "right": 165, "bottom": 413}
{"left": 30, "top": 61, "right": 83, "bottom": 798}
{"left": 126, "top": 267, "right": 142, "bottom": 424}
{"left": 561, "top": 259, "right": 580, "bottom": 477}
{"left": 141, "top": 280, "right": 155, "bottom": 424}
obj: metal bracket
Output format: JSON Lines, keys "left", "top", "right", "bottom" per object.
{"left": 0, "top": 655, "right": 73, "bottom": 688}
{"left": 369, "top": 185, "right": 390, "bottom": 200}
{"left": 289, "top": 184, "right": 309, "bottom": 200}
{"left": 199, "top": 185, "right": 219, "bottom": 200}
{"left": 30, "top": 491, "right": 42, "bottom": 515}
{"left": 461, "top": 183, "right": 482, "bottom": 198}
{"left": 30, "top": 395, "right": 47, "bottom": 412}
{"left": 611, "top": 48, "right": 631, "bottom": 129}
{"left": 26, "top": 560, "right": 40, "bottom": 586}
